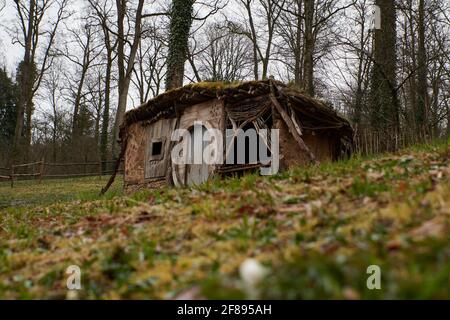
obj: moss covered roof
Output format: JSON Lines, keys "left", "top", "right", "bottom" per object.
{"left": 122, "top": 79, "right": 353, "bottom": 140}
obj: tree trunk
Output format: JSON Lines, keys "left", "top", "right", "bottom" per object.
{"left": 24, "top": 85, "right": 34, "bottom": 163}
{"left": 261, "top": 0, "right": 275, "bottom": 80}
{"left": 100, "top": 34, "right": 112, "bottom": 173}
{"left": 165, "top": 0, "right": 194, "bottom": 90}
{"left": 112, "top": 0, "right": 144, "bottom": 156}
{"left": 416, "top": 0, "right": 428, "bottom": 134}
{"left": 12, "top": 0, "right": 35, "bottom": 164}
{"left": 406, "top": 5, "right": 417, "bottom": 132}
{"left": 302, "top": 0, "right": 315, "bottom": 96}
{"left": 294, "top": 0, "right": 303, "bottom": 86}
{"left": 352, "top": 4, "right": 367, "bottom": 128}
{"left": 369, "top": 0, "right": 399, "bottom": 148}
{"left": 72, "top": 66, "right": 88, "bottom": 140}
{"left": 447, "top": 103, "right": 450, "bottom": 137}
{"left": 52, "top": 85, "right": 58, "bottom": 163}
{"left": 112, "top": 0, "right": 126, "bottom": 157}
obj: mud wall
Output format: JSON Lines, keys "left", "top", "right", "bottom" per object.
{"left": 276, "top": 119, "right": 334, "bottom": 170}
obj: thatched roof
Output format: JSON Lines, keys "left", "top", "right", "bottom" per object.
{"left": 122, "top": 79, "right": 353, "bottom": 141}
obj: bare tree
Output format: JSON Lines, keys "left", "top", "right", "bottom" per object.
{"left": 274, "top": 0, "right": 304, "bottom": 85}
{"left": 331, "top": 0, "right": 372, "bottom": 127}
{"left": 10, "top": 0, "right": 69, "bottom": 163}
{"left": 84, "top": 67, "right": 105, "bottom": 151}
{"left": 424, "top": 0, "right": 450, "bottom": 137}
{"left": 40, "top": 62, "right": 65, "bottom": 162}
{"left": 112, "top": 0, "right": 145, "bottom": 156}
{"left": 228, "top": 0, "right": 284, "bottom": 80}
{"left": 132, "top": 21, "right": 167, "bottom": 104}
{"left": 59, "top": 23, "right": 103, "bottom": 141}
{"left": 397, "top": 0, "right": 417, "bottom": 131}
{"left": 416, "top": 0, "right": 428, "bottom": 132}
{"left": 276, "top": 0, "right": 356, "bottom": 95}
{"left": 88, "top": 0, "right": 118, "bottom": 171}
{"left": 196, "top": 23, "right": 253, "bottom": 81}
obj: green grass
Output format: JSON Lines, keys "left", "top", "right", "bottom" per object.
{"left": 0, "top": 176, "right": 123, "bottom": 209}
{"left": 0, "top": 141, "right": 449, "bottom": 299}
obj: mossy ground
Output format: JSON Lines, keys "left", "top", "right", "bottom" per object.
{"left": 0, "top": 141, "right": 449, "bottom": 299}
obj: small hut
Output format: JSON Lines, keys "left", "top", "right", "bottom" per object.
{"left": 114, "top": 80, "right": 353, "bottom": 193}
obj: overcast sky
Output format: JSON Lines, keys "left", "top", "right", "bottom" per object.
{"left": 0, "top": 4, "right": 22, "bottom": 72}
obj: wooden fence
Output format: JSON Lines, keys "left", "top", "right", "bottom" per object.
{"left": 354, "top": 128, "right": 439, "bottom": 156}
{"left": 0, "top": 159, "right": 123, "bottom": 188}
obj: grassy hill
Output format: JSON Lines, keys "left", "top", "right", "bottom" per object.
{"left": 0, "top": 141, "right": 449, "bottom": 299}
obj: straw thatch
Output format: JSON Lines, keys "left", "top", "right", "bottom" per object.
{"left": 121, "top": 79, "right": 353, "bottom": 142}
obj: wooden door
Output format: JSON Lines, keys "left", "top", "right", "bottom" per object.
{"left": 172, "top": 124, "right": 211, "bottom": 186}
{"left": 145, "top": 119, "right": 176, "bottom": 179}
{"left": 186, "top": 125, "right": 210, "bottom": 185}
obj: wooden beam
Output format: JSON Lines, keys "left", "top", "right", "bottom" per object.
{"left": 100, "top": 133, "right": 128, "bottom": 195}
{"left": 218, "top": 163, "right": 268, "bottom": 173}
{"left": 269, "top": 94, "right": 318, "bottom": 164}
{"left": 39, "top": 158, "right": 45, "bottom": 184}
{"left": 12, "top": 161, "right": 42, "bottom": 168}
{"left": 10, "top": 166, "right": 14, "bottom": 188}
{"left": 12, "top": 173, "right": 41, "bottom": 177}
{"left": 290, "top": 110, "right": 303, "bottom": 136}
{"left": 226, "top": 94, "right": 271, "bottom": 108}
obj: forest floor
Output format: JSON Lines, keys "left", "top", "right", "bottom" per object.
{"left": 0, "top": 141, "right": 449, "bottom": 299}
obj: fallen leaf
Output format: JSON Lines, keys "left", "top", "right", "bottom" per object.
{"left": 410, "top": 216, "right": 447, "bottom": 241}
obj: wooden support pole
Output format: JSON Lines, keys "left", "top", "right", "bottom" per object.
{"left": 84, "top": 154, "right": 88, "bottom": 176}
{"left": 10, "top": 165, "right": 14, "bottom": 188}
{"left": 39, "top": 157, "right": 45, "bottom": 184}
{"left": 13, "top": 161, "right": 41, "bottom": 168}
{"left": 269, "top": 94, "right": 318, "bottom": 165}
{"left": 100, "top": 134, "right": 128, "bottom": 196}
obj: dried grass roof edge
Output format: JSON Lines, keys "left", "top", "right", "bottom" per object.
{"left": 122, "top": 79, "right": 352, "bottom": 136}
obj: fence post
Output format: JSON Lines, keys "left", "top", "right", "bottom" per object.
{"left": 84, "top": 155, "right": 88, "bottom": 176}
{"left": 364, "top": 130, "right": 368, "bottom": 155}
{"left": 39, "top": 157, "right": 45, "bottom": 184}
{"left": 10, "top": 165, "right": 14, "bottom": 188}
{"left": 98, "top": 161, "right": 102, "bottom": 178}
